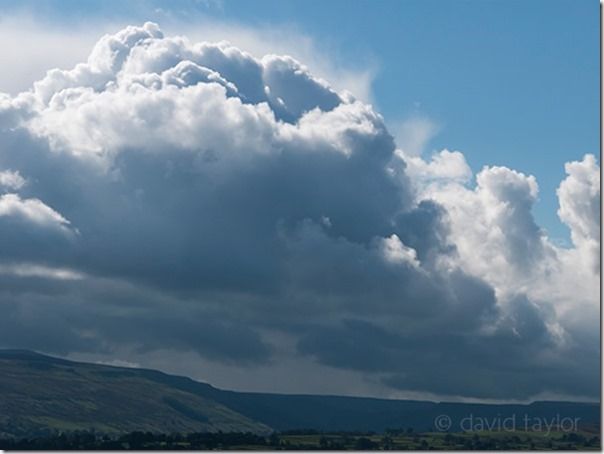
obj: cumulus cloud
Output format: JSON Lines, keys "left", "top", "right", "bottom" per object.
{"left": 0, "top": 22, "right": 598, "bottom": 401}
{"left": 402, "top": 147, "right": 599, "bottom": 396}
{"left": 426, "top": 164, "right": 549, "bottom": 288}
{"left": 557, "top": 154, "right": 600, "bottom": 272}
{"left": 173, "top": 19, "right": 376, "bottom": 105}
{"left": 0, "top": 14, "right": 376, "bottom": 106}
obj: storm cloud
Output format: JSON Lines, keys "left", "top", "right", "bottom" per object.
{"left": 0, "top": 23, "right": 599, "bottom": 400}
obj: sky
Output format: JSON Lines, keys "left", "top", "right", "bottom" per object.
{"left": 0, "top": 0, "right": 599, "bottom": 402}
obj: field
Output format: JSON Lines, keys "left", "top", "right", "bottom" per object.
{"left": 1, "top": 429, "right": 600, "bottom": 450}
{"left": 277, "top": 430, "right": 601, "bottom": 450}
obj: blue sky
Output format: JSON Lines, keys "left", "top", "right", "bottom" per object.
{"left": 1, "top": 0, "right": 598, "bottom": 241}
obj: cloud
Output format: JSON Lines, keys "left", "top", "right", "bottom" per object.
{"left": 400, "top": 148, "right": 472, "bottom": 186}
{"left": 404, "top": 147, "right": 599, "bottom": 398}
{"left": 0, "top": 13, "right": 376, "bottom": 104}
{"left": 380, "top": 234, "right": 420, "bottom": 267}
{"left": 0, "top": 22, "right": 598, "bottom": 401}
{"left": 557, "top": 154, "right": 600, "bottom": 272}
{"left": 415, "top": 157, "right": 549, "bottom": 293}
{"left": 0, "top": 263, "right": 84, "bottom": 280}
{"left": 171, "top": 19, "right": 377, "bottom": 105}
{"left": 0, "top": 193, "right": 70, "bottom": 231}
{"left": 0, "top": 169, "right": 26, "bottom": 189}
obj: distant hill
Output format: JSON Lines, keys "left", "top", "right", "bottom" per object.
{"left": 0, "top": 350, "right": 599, "bottom": 438}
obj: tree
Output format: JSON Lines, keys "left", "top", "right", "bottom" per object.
{"left": 355, "top": 437, "right": 378, "bottom": 450}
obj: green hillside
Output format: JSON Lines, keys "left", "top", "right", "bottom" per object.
{"left": 0, "top": 350, "right": 269, "bottom": 438}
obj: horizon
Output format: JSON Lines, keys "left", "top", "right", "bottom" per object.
{"left": 1, "top": 348, "right": 600, "bottom": 406}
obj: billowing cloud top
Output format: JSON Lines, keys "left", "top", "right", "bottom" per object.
{"left": 0, "top": 23, "right": 599, "bottom": 401}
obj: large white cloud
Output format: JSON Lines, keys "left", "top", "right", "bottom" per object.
{"left": 0, "top": 22, "right": 598, "bottom": 401}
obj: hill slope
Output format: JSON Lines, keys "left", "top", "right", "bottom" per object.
{"left": 0, "top": 350, "right": 599, "bottom": 438}
{"left": 0, "top": 350, "right": 269, "bottom": 438}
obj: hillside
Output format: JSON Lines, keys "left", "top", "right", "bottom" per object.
{"left": 0, "top": 350, "right": 599, "bottom": 438}
{"left": 0, "top": 350, "right": 269, "bottom": 438}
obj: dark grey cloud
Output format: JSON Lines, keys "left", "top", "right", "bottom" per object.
{"left": 0, "top": 22, "right": 598, "bottom": 401}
